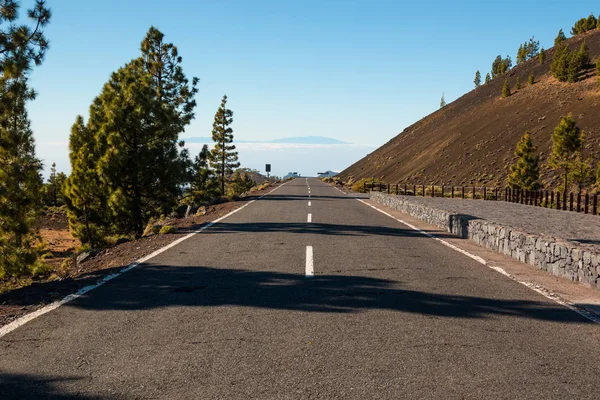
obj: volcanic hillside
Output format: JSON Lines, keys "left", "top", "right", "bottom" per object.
{"left": 338, "top": 29, "right": 600, "bottom": 188}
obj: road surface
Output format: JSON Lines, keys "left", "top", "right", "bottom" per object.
{"left": 1, "top": 178, "right": 599, "bottom": 399}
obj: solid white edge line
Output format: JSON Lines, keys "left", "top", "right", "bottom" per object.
{"left": 306, "top": 246, "right": 314, "bottom": 277}
{"left": 307, "top": 213, "right": 312, "bottom": 223}
{"left": 356, "top": 199, "right": 600, "bottom": 325}
{"left": 0, "top": 181, "right": 290, "bottom": 338}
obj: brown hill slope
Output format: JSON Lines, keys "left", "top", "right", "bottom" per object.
{"left": 339, "top": 30, "right": 600, "bottom": 189}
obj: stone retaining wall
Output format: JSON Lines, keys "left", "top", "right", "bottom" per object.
{"left": 370, "top": 192, "right": 600, "bottom": 289}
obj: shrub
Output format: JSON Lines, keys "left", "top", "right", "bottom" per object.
{"left": 159, "top": 225, "right": 177, "bottom": 234}
{"left": 502, "top": 79, "right": 511, "bottom": 97}
{"left": 351, "top": 178, "right": 380, "bottom": 193}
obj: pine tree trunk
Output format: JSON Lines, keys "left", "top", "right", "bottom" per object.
{"left": 132, "top": 134, "right": 143, "bottom": 237}
{"left": 83, "top": 203, "right": 94, "bottom": 248}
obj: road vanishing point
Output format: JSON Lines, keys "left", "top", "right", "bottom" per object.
{"left": 2, "top": 178, "right": 600, "bottom": 399}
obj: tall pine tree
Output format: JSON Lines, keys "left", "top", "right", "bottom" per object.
{"left": 507, "top": 131, "right": 540, "bottom": 190}
{"left": 82, "top": 27, "right": 198, "bottom": 237}
{"left": 549, "top": 114, "right": 582, "bottom": 193}
{"left": 190, "top": 144, "right": 218, "bottom": 201}
{"left": 63, "top": 116, "right": 108, "bottom": 247}
{"left": 474, "top": 70, "right": 481, "bottom": 87}
{"left": 209, "top": 95, "right": 239, "bottom": 195}
{"left": 0, "top": 0, "right": 51, "bottom": 277}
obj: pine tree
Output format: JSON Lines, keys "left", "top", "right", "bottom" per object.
{"left": 515, "top": 76, "right": 521, "bottom": 90}
{"left": 77, "top": 27, "right": 198, "bottom": 237}
{"left": 577, "top": 40, "right": 590, "bottom": 69}
{"left": 485, "top": 73, "right": 491, "bottom": 84}
{"left": 440, "top": 93, "right": 446, "bottom": 108}
{"left": 568, "top": 132, "right": 595, "bottom": 192}
{"left": 209, "top": 95, "right": 240, "bottom": 195}
{"left": 554, "top": 29, "right": 566, "bottom": 46}
{"left": 539, "top": 48, "right": 546, "bottom": 64}
{"left": 491, "top": 55, "right": 512, "bottom": 78}
{"left": 507, "top": 131, "right": 540, "bottom": 190}
{"left": 517, "top": 44, "right": 526, "bottom": 64}
{"left": 63, "top": 116, "right": 108, "bottom": 247}
{"left": 501, "top": 79, "right": 511, "bottom": 97}
{"left": 0, "top": 0, "right": 51, "bottom": 277}
{"left": 229, "top": 170, "right": 255, "bottom": 196}
{"left": 474, "top": 70, "right": 481, "bottom": 87}
{"left": 43, "top": 162, "right": 66, "bottom": 206}
{"left": 190, "top": 144, "right": 218, "bottom": 201}
{"left": 528, "top": 73, "right": 535, "bottom": 85}
{"left": 549, "top": 114, "right": 583, "bottom": 194}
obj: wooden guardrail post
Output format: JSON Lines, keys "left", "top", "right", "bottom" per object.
{"left": 441, "top": 186, "right": 445, "bottom": 198}
{"left": 451, "top": 186, "right": 455, "bottom": 198}
{"left": 422, "top": 184, "right": 425, "bottom": 197}
{"left": 431, "top": 184, "right": 435, "bottom": 198}
{"left": 585, "top": 194, "right": 589, "bottom": 214}
{"left": 577, "top": 192, "right": 581, "bottom": 212}
{"left": 569, "top": 192, "right": 573, "bottom": 211}
{"left": 593, "top": 194, "right": 598, "bottom": 215}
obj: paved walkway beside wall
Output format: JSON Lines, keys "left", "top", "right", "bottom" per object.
{"left": 370, "top": 192, "right": 600, "bottom": 288}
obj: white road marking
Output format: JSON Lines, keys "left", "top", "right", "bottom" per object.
{"left": 305, "top": 246, "right": 314, "bottom": 277}
{"left": 308, "top": 201, "right": 311, "bottom": 206}
{"left": 307, "top": 213, "right": 312, "bottom": 223}
{"left": 357, "top": 199, "right": 600, "bottom": 325}
{"left": 0, "top": 182, "right": 290, "bottom": 338}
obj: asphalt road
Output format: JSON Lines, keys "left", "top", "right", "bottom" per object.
{"left": 1, "top": 178, "right": 599, "bottom": 399}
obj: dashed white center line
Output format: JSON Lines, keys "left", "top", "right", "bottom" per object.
{"left": 305, "top": 246, "right": 314, "bottom": 277}
{"left": 307, "top": 213, "right": 312, "bottom": 223}
{"left": 308, "top": 201, "right": 311, "bottom": 206}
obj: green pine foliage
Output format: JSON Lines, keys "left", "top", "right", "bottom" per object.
{"left": 551, "top": 41, "right": 587, "bottom": 83}
{"left": 42, "top": 162, "right": 67, "bottom": 206}
{"left": 571, "top": 14, "right": 597, "bottom": 35}
{"left": 507, "top": 131, "right": 540, "bottom": 190}
{"left": 539, "top": 48, "right": 546, "bottom": 64}
{"left": 568, "top": 132, "right": 596, "bottom": 192}
{"left": 439, "top": 93, "right": 446, "bottom": 108}
{"left": 0, "top": 89, "right": 45, "bottom": 277}
{"left": 474, "top": 70, "right": 481, "bottom": 87}
{"left": 501, "top": 79, "right": 511, "bottom": 97}
{"left": 516, "top": 37, "right": 540, "bottom": 64}
{"left": 63, "top": 116, "right": 109, "bottom": 247}
{"left": 209, "top": 95, "right": 240, "bottom": 195}
{"left": 515, "top": 77, "right": 521, "bottom": 90}
{"left": 229, "top": 170, "right": 255, "bottom": 196}
{"left": 491, "top": 55, "right": 512, "bottom": 78}
{"left": 528, "top": 73, "right": 535, "bottom": 85}
{"left": 0, "top": 0, "right": 51, "bottom": 278}
{"left": 554, "top": 29, "right": 567, "bottom": 46}
{"left": 549, "top": 114, "right": 583, "bottom": 193}
{"left": 190, "top": 144, "right": 219, "bottom": 202}
{"left": 485, "top": 73, "right": 491, "bottom": 84}
{"left": 65, "top": 27, "right": 198, "bottom": 238}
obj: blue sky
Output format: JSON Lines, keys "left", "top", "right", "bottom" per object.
{"left": 25, "top": 0, "right": 600, "bottom": 177}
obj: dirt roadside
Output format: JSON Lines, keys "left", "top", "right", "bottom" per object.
{"left": 0, "top": 184, "right": 281, "bottom": 328}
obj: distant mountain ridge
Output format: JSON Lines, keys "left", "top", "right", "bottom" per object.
{"left": 184, "top": 136, "right": 349, "bottom": 145}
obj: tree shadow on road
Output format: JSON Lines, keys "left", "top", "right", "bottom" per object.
{"left": 0, "top": 372, "right": 105, "bottom": 400}
{"left": 178, "top": 221, "right": 459, "bottom": 240}
{"left": 65, "top": 264, "right": 593, "bottom": 324}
